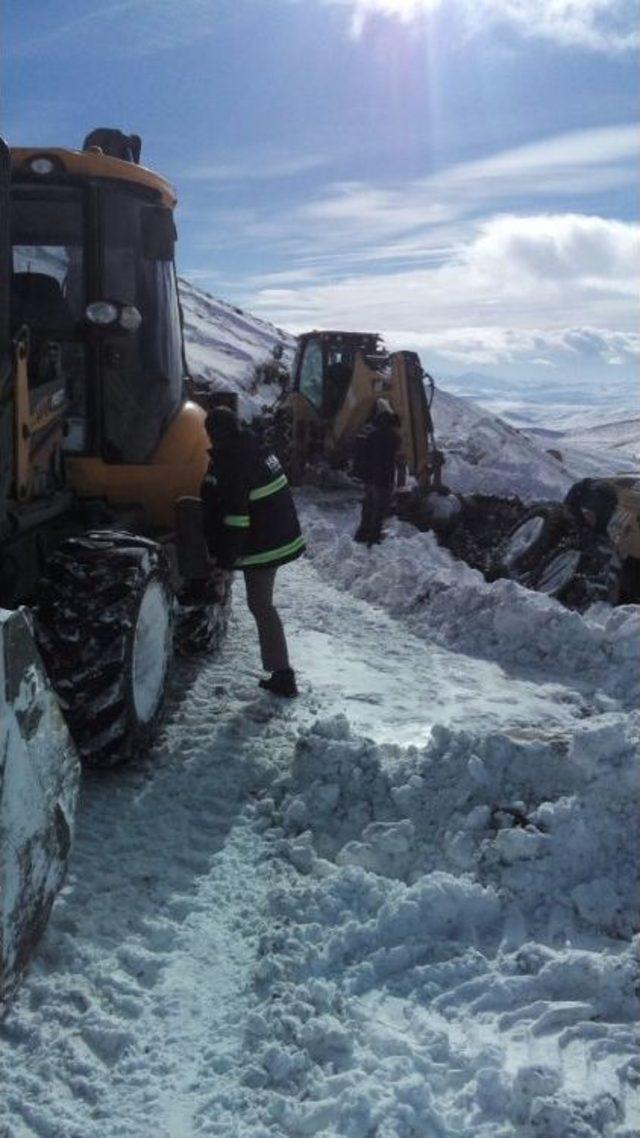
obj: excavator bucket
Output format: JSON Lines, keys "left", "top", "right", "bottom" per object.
{"left": 0, "top": 608, "right": 80, "bottom": 1014}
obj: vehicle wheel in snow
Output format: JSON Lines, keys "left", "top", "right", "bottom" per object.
{"left": 493, "top": 504, "right": 567, "bottom": 578}
{"left": 175, "top": 575, "right": 232, "bottom": 656}
{"left": 531, "top": 535, "right": 621, "bottom": 610}
{"left": 35, "top": 531, "right": 174, "bottom": 768}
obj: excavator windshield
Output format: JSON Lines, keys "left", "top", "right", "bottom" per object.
{"left": 9, "top": 175, "right": 185, "bottom": 462}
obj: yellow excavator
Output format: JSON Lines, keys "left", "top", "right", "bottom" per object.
{"left": 260, "top": 329, "right": 639, "bottom": 602}
{"left": 0, "top": 129, "right": 228, "bottom": 1012}
{"left": 261, "top": 329, "right": 459, "bottom": 529}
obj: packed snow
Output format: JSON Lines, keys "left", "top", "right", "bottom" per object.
{"left": 0, "top": 282, "right": 638, "bottom": 1138}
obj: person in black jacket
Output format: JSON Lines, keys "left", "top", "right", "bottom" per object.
{"left": 201, "top": 406, "right": 305, "bottom": 697}
{"left": 353, "top": 399, "right": 401, "bottom": 547}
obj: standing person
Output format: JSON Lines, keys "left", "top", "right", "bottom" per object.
{"left": 201, "top": 406, "right": 305, "bottom": 697}
{"left": 353, "top": 399, "right": 401, "bottom": 547}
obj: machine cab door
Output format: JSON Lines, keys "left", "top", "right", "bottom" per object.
{"left": 294, "top": 335, "right": 324, "bottom": 412}
{"left": 0, "top": 139, "right": 12, "bottom": 532}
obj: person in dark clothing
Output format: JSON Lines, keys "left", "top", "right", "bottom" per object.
{"left": 353, "top": 399, "right": 401, "bottom": 547}
{"left": 201, "top": 406, "right": 305, "bottom": 697}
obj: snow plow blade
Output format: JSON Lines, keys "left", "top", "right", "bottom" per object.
{"left": 0, "top": 607, "right": 80, "bottom": 1015}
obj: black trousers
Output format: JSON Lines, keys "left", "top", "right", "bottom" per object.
{"left": 354, "top": 485, "right": 393, "bottom": 545}
{"left": 243, "top": 566, "right": 290, "bottom": 673}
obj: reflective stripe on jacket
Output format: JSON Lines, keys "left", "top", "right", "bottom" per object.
{"left": 201, "top": 431, "right": 305, "bottom": 570}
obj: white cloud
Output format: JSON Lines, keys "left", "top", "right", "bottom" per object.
{"left": 462, "top": 213, "right": 639, "bottom": 286}
{"left": 240, "top": 213, "right": 639, "bottom": 368}
{"left": 231, "top": 124, "right": 638, "bottom": 270}
{"left": 322, "top": 0, "right": 640, "bottom": 51}
{"left": 188, "top": 124, "right": 639, "bottom": 372}
{"left": 182, "top": 152, "right": 331, "bottom": 184}
{"left": 396, "top": 325, "right": 640, "bottom": 367}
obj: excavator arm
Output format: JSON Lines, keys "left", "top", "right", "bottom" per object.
{"left": 329, "top": 348, "right": 440, "bottom": 490}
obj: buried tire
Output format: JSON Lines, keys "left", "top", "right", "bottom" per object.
{"left": 492, "top": 503, "right": 567, "bottom": 579}
{"left": 35, "top": 532, "right": 174, "bottom": 768}
{"left": 531, "top": 534, "right": 622, "bottom": 610}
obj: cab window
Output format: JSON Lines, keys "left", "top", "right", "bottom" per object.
{"left": 298, "top": 340, "right": 323, "bottom": 408}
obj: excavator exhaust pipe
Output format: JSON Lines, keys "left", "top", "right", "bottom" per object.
{"left": 0, "top": 607, "right": 80, "bottom": 1015}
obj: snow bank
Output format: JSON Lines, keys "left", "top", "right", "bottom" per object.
{"left": 300, "top": 493, "right": 640, "bottom": 708}
{"left": 300, "top": 491, "right": 637, "bottom": 701}
{"left": 235, "top": 708, "right": 639, "bottom": 1136}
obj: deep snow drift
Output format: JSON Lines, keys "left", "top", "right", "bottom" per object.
{"left": 0, "top": 282, "right": 637, "bottom": 1138}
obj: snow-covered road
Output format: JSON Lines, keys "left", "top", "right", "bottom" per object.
{"left": 1, "top": 534, "right": 638, "bottom": 1137}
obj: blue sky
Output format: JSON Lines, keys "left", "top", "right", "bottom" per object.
{"left": 3, "top": 0, "right": 639, "bottom": 392}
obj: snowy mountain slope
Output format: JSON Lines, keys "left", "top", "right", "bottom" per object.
{"left": 524, "top": 411, "right": 640, "bottom": 480}
{"left": 439, "top": 369, "right": 639, "bottom": 480}
{"left": 180, "top": 278, "right": 296, "bottom": 419}
{"left": 1, "top": 281, "right": 638, "bottom": 1138}
{"left": 431, "top": 387, "right": 573, "bottom": 501}
{"left": 441, "top": 369, "right": 639, "bottom": 427}
{"left": 180, "top": 280, "right": 575, "bottom": 501}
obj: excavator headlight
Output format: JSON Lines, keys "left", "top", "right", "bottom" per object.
{"left": 120, "top": 305, "right": 142, "bottom": 332}
{"left": 28, "top": 156, "right": 56, "bottom": 175}
{"left": 85, "top": 301, "right": 119, "bottom": 326}
{"left": 85, "top": 301, "right": 142, "bottom": 333}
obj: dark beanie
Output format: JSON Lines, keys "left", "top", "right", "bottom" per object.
{"left": 205, "top": 405, "right": 240, "bottom": 440}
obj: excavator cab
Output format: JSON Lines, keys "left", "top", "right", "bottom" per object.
{"left": 291, "top": 331, "right": 382, "bottom": 420}
{"left": 10, "top": 142, "right": 183, "bottom": 468}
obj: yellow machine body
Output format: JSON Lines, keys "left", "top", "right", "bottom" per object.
{"left": 10, "top": 147, "right": 176, "bottom": 208}
{"left": 65, "top": 400, "right": 210, "bottom": 529}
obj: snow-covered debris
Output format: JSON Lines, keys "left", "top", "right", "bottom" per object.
{"left": 245, "top": 705, "right": 639, "bottom": 1136}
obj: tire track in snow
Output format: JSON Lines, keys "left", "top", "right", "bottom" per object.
{"left": 0, "top": 603, "right": 299, "bottom": 1137}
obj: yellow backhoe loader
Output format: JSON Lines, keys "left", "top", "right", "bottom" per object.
{"left": 0, "top": 129, "right": 228, "bottom": 1013}
{"left": 260, "top": 329, "right": 460, "bottom": 529}
{"left": 259, "top": 329, "right": 639, "bottom": 604}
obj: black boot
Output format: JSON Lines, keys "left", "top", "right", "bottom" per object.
{"left": 259, "top": 668, "right": 298, "bottom": 697}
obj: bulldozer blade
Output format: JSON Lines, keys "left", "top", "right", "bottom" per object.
{"left": 0, "top": 607, "right": 80, "bottom": 1015}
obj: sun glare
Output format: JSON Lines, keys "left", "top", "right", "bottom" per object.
{"left": 344, "top": 0, "right": 442, "bottom": 35}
